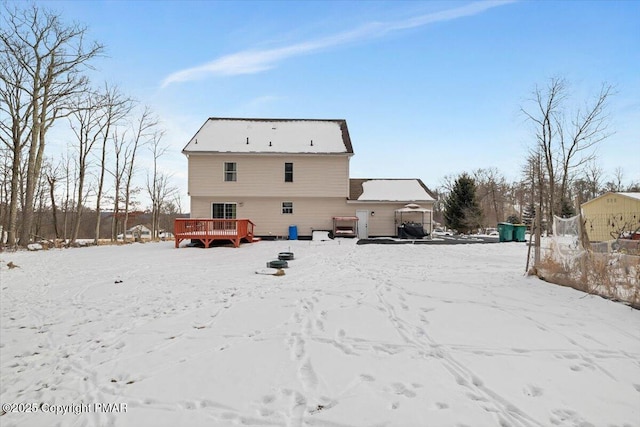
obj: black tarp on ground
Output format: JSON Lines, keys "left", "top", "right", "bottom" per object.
{"left": 357, "top": 236, "right": 500, "bottom": 245}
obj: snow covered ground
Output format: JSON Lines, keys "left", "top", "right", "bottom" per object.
{"left": 1, "top": 239, "right": 639, "bottom": 427}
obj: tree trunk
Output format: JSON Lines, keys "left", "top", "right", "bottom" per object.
{"left": 94, "top": 137, "right": 107, "bottom": 245}
{"left": 7, "top": 144, "right": 21, "bottom": 246}
{"left": 47, "top": 174, "right": 59, "bottom": 238}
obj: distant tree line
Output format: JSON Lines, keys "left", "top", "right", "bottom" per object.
{"left": 3, "top": 4, "right": 636, "bottom": 247}
{"left": 1, "top": 3, "right": 181, "bottom": 247}
{"left": 437, "top": 77, "right": 638, "bottom": 234}
{"left": 15, "top": 204, "right": 185, "bottom": 245}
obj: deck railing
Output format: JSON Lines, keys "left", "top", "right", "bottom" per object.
{"left": 174, "top": 218, "right": 255, "bottom": 248}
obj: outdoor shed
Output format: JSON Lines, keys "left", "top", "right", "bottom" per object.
{"left": 580, "top": 192, "right": 640, "bottom": 242}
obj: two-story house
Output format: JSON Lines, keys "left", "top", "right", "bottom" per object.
{"left": 181, "top": 118, "right": 435, "bottom": 242}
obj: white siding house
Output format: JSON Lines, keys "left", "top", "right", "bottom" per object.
{"left": 183, "top": 118, "right": 435, "bottom": 239}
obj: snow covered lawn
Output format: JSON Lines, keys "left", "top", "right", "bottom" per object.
{"left": 1, "top": 240, "right": 639, "bottom": 427}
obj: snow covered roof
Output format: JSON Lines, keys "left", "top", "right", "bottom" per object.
{"left": 582, "top": 191, "right": 640, "bottom": 206}
{"left": 349, "top": 179, "right": 436, "bottom": 202}
{"left": 618, "top": 192, "right": 640, "bottom": 201}
{"left": 182, "top": 118, "right": 354, "bottom": 155}
{"left": 128, "top": 224, "right": 151, "bottom": 232}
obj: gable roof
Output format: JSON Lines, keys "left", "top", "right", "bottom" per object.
{"left": 349, "top": 179, "right": 436, "bottom": 202}
{"left": 182, "top": 118, "right": 354, "bottom": 155}
{"left": 582, "top": 191, "right": 640, "bottom": 207}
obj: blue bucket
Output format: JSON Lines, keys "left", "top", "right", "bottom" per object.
{"left": 288, "top": 225, "right": 298, "bottom": 240}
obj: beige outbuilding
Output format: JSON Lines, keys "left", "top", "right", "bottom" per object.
{"left": 580, "top": 192, "right": 640, "bottom": 242}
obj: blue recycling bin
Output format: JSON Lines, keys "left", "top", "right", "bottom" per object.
{"left": 288, "top": 225, "right": 298, "bottom": 240}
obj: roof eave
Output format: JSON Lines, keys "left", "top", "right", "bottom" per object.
{"left": 181, "top": 150, "right": 352, "bottom": 156}
{"left": 581, "top": 191, "right": 640, "bottom": 206}
{"left": 347, "top": 199, "right": 435, "bottom": 204}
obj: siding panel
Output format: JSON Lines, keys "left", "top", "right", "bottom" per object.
{"left": 189, "top": 197, "right": 435, "bottom": 238}
{"left": 192, "top": 196, "right": 353, "bottom": 237}
{"left": 188, "top": 154, "right": 350, "bottom": 198}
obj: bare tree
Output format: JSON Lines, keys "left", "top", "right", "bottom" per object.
{"left": 605, "top": 166, "right": 625, "bottom": 193}
{"left": 557, "top": 83, "right": 612, "bottom": 206}
{"left": 169, "top": 193, "right": 184, "bottom": 218}
{"left": 109, "top": 129, "right": 126, "bottom": 241}
{"left": 0, "top": 3, "right": 103, "bottom": 246}
{"left": 32, "top": 162, "right": 49, "bottom": 240}
{"left": 626, "top": 181, "right": 640, "bottom": 192}
{"left": 93, "top": 84, "right": 134, "bottom": 244}
{"left": 145, "top": 130, "right": 175, "bottom": 239}
{"left": 571, "top": 161, "right": 605, "bottom": 207}
{"left": 521, "top": 78, "right": 565, "bottom": 228}
{"left": 152, "top": 173, "right": 178, "bottom": 237}
{"left": 473, "top": 167, "right": 507, "bottom": 226}
{"left": 0, "top": 146, "right": 10, "bottom": 242}
{"left": 523, "top": 150, "right": 546, "bottom": 265}
{"left": 509, "top": 179, "right": 530, "bottom": 224}
{"left": 122, "top": 107, "right": 157, "bottom": 240}
{"left": 584, "top": 161, "right": 604, "bottom": 199}
{"left": 521, "top": 77, "right": 613, "bottom": 227}
{"left": 60, "top": 147, "right": 75, "bottom": 241}
{"left": 68, "top": 90, "right": 103, "bottom": 243}
{"left": 67, "top": 85, "right": 134, "bottom": 244}
{"left": 108, "top": 106, "right": 156, "bottom": 241}
{"left": 43, "top": 160, "right": 62, "bottom": 239}
{"left": 0, "top": 23, "right": 32, "bottom": 246}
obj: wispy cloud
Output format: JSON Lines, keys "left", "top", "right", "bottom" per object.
{"left": 161, "top": 1, "right": 515, "bottom": 88}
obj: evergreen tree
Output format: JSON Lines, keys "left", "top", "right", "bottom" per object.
{"left": 522, "top": 203, "right": 535, "bottom": 227}
{"left": 443, "top": 173, "right": 483, "bottom": 233}
{"left": 559, "top": 197, "right": 575, "bottom": 218}
{"left": 506, "top": 215, "right": 520, "bottom": 224}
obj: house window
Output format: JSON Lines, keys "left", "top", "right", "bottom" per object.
{"left": 224, "top": 162, "right": 237, "bottom": 182}
{"left": 285, "top": 162, "right": 293, "bottom": 182}
{"left": 282, "top": 202, "right": 293, "bottom": 214}
{"left": 212, "top": 203, "right": 237, "bottom": 219}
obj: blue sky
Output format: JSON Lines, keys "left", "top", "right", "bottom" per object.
{"left": 34, "top": 0, "right": 640, "bottom": 206}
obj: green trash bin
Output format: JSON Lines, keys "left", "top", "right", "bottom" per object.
{"left": 497, "top": 222, "right": 514, "bottom": 242}
{"left": 513, "top": 224, "right": 527, "bottom": 242}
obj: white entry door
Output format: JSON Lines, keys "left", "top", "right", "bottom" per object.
{"left": 356, "top": 210, "right": 369, "bottom": 239}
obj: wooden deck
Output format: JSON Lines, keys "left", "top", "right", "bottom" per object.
{"left": 174, "top": 218, "right": 256, "bottom": 248}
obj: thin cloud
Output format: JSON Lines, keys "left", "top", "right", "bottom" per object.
{"left": 161, "top": 1, "right": 515, "bottom": 88}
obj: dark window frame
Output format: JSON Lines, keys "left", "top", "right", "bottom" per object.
{"left": 224, "top": 162, "right": 237, "bottom": 182}
{"left": 284, "top": 162, "right": 293, "bottom": 182}
{"left": 212, "top": 202, "right": 237, "bottom": 219}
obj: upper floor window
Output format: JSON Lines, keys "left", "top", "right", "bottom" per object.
{"left": 285, "top": 162, "right": 293, "bottom": 182}
{"left": 224, "top": 162, "right": 237, "bottom": 182}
